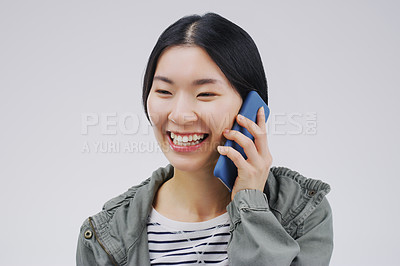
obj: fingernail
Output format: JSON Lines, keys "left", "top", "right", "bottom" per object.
{"left": 223, "top": 129, "right": 229, "bottom": 134}
{"left": 260, "top": 106, "right": 264, "bottom": 113}
{"left": 217, "top": 146, "right": 227, "bottom": 153}
{"left": 237, "top": 114, "right": 244, "bottom": 121}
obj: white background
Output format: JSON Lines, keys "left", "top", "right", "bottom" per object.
{"left": 1, "top": 0, "right": 399, "bottom": 265}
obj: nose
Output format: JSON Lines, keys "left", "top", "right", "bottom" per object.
{"left": 168, "top": 95, "right": 198, "bottom": 125}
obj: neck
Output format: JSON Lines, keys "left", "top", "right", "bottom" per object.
{"left": 153, "top": 166, "right": 231, "bottom": 222}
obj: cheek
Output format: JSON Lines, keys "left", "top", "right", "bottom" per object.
{"left": 147, "top": 96, "right": 167, "bottom": 127}
{"left": 219, "top": 101, "right": 242, "bottom": 131}
{"left": 205, "top": 104, "right": 241, "bottom": 135}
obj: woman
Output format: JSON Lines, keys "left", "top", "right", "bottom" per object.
{"left": 77, "top": 12, "right": 333, "bottom": 266}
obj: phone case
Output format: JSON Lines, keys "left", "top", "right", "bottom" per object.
{"left": 213, "top": 91, "right": 270, "bottom": 191}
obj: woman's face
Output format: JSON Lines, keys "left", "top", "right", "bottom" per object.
{"left": 147, "top": 46, "right": 243, "bottom": 173}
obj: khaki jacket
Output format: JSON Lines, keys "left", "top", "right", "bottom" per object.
{"left": 77, "top": 165, "right": 333, "bottom": 265}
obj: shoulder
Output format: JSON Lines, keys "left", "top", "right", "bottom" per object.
{"left": 84, "top": 164, "right": 173, "bottom": 223}
{"left": 77, "top": 165, "right": 174, "bottom": 264}
{"left": 265, "top": 166, "right": 332, "bottom": 237}
{"left": 100, "top": 164, "right": 173, "bottom": 215}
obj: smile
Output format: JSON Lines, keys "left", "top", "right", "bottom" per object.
{"left": 167, "top": 131, "right": 209, "bottom": 152}
{"left": 170, "top": 132, "right": 207, "bottom": 145}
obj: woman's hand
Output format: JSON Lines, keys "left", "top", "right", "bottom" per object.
{"left": 217, "top": 106, "right": 273, "bottom": 201}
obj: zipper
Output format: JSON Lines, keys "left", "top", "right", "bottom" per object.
{"left": 88, "top": 217, "right": 119, "bottom": 266}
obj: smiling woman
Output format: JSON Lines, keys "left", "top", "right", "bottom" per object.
{"left": 77, "top": 12, "right": 333, "bottom": 266}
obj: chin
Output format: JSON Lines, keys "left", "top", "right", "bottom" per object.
{"left": 167, "top": 156, "right": 218, "bottom": 174}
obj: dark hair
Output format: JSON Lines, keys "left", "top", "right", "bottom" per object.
{"left": 142, "top": 12, "right": 268, "bottom": 120}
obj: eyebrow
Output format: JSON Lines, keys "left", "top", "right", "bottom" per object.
{"left": 153, "top": 75, "right": 220, "bottom": 86}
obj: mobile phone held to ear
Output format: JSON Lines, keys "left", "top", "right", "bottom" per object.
{"left": 213, "top": 91, "right": 270, "bottom": 191}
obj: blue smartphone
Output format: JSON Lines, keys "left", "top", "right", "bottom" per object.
{"left": 213, "top": 91, "right": 270, "bottom": 191}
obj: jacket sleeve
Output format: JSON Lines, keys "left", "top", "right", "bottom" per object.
{"left": 226, "top": 189, "right": 333, "bottom": 266}
{"left": 291, "top": 196, "right": 333, "bottom": 265}
{"left": 76, "top": 218, "right": 115, "bottom": 266}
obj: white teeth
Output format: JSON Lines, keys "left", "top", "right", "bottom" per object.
{"left": 170, "top": 132, "right": 206, "bottom": 146}
{"left": 172, "top": 140, "right": 200, "bottom": 146}
{"left": 171, "top": 133, "right": 203, "bottom": 146}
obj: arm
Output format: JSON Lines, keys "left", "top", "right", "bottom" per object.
{"left": 219, "top": 108, "right": 333, "bottom": 265}
{"left": 227, "top": 189, "right": 299, "bottom": 266}
{"left": 76, "top": 218, "right": 116, "bottom": 266}
{"left": 227, "top": 189, "right": 333, "bottom": 266}
{"left": 76, "top": 234, "right": 98, "bottom": 266}
{"left": 291, "top": 197, "right": 333, "bottom": 265}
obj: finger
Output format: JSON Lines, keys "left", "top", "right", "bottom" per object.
{"left": 217, "top": 145, "right": 248, "bottom": 170}
{"left": 254, "top": 107, "right": 268, "bottom": 156}
{"left": 222, "top": 129, "right": 259, "bottom": 162}
{"left": 236, "top": 109, "right": 265, "bottom": 138}
{"left": 236, "top": 110, "right": 268, "bottom": 156}
{"left": 256, "top": 106, "right": 266, "bottom": 131}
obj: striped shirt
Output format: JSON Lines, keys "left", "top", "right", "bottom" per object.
{"left": 147, "top": 208, "right": 231, "bottom": 265}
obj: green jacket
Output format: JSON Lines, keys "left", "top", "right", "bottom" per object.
{"left": 77, "top": 165, "right": 333, "bottom": 265}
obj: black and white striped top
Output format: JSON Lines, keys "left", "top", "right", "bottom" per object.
{"left": 147, "top": 208, "right": 231, "bottom": 265}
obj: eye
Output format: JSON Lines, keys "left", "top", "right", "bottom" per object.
{"left": 155, "top": 89, "right": 172, "bottom": 95}
{"left": 197, "top": 92, "right": 216, "bottom": 97}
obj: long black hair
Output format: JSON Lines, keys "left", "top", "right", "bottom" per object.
{"left": 142, "top": 12, "right": 268, "bottom": 120}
